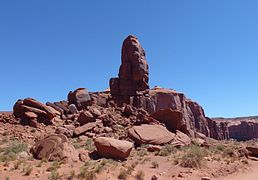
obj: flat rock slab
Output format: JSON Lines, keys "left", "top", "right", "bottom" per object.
{"left": 73, "top": 122, "right": 98, "bottom": 136}
{"left": 128, "top": 124, "right": 175, "bottom": 145}
{"left": 94, "top": 137, "right": 133, "bottom": 159}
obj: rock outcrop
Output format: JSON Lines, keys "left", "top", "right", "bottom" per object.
{"left": 146, "top": 87, "right": 211, "bottom": 138}
{"left": 212, "top": 116, "right": 258, "bottom": 141}
{"left": 207, "top": 118, "right": 229, "bottom": 140}
{"left": 108, "top": 35, "right": 221, "bottom": 139}
{"left": 13, "top": 98, "right": 56, "bottom": 126}
{"left": 10, "top": 35, "right": 234, "bottom": 141}
{"left": 110, "top": 35, "right": 149, "bottom": 106}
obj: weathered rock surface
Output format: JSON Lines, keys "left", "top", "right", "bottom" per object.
{"left": 128, "top": 124, "right": 175, "bottom": 145}
{"left": 212, "top": 116, "right": 258, "bottom": 140}
{"left": 68, "top": 88, "right": 92, "bottom": 110}
{"left": 94, "top": 137, "right": 133, "bottom": 159}
{"left": 207, "top": 117, "right": 229, "bottom": 140}
{"left": 110, "top": 35, "right": 149, "bottom": 106}
{"left": 13, "top": 98, "right": 56, "bottom": 125}
{"left": 107, "top": 35, "right": 223, "bottom": 139}
{"left": 170, "top": 130, "right": 192, "bottom": 147}
{"left": 151, "top": 109, "right": 184, "bottom": 133}
{"left": 73, "top": 122, "right": 98, "bottom": 136}
{"left": 68, "top": 104, "right": 78, "bottom": 114}
{"left": 30, "top": 134, "right": 79, "bottom": 161}
{"left": 146, "top": 88, "right": 210, "bottom": 138}
{"left": 77, "top": 111, "right": 95, "bottom": 125}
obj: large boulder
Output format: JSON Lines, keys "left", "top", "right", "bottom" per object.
{"left": 171, "top": 130, "right": 191, "bottom": 147}
{"left": 77, "top": 111, "right": 95, "bottom": 126}
{"left": 13, "top": 98, "right": 56, "bottom": 125}
{"left": 30, "top": 134, "right": 79, "bottom": 162}
{"left": 128, "top": 124, "right": 175, "bottom": 145}
{"left": 23, "top": 98, "right": 55, "bottom": 119}
{"left": 68, "top": 88, "right": 92, "bottom": 110}
{"left": 94, "top": 137, "right": 133, "bottom": 159}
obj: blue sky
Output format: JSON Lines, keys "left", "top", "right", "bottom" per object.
{"left": 0, "top": 1, "right": 257, "bottom": 117}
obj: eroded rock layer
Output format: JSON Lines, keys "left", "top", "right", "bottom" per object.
{"left": 212, "top": 116, "right": 258, "bottom": 140}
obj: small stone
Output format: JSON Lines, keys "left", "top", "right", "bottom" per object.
{"left": 68, "top": 104, "right": 78, "bottom": 114}
{"left": 147, "top": 145, "right": 162, "bottom": 152}
{"left": 79, "top": 150, "right": 88, "bottom": 162}
{"left": 90, "top": 108, "right": 101, "bottom": 117}
{"left": 29, "top": 119, "right": 39, "bottom": 128}
{"left": 104, "top": 127, "right": 113, "bottom": 133}
{"left": 85, "top": 132, "right": 95, "bottom": 138}
{"left": 19, "top": 151, "right": 30, "bottom": 158}
{"left": 78, "top": 135, "right": 88, "bottom": 141}
{"left": 178, "top": 173, "right": 184, "bottom": 178}
{"left": 151, "top": 175, "right": 158, "bottom": 180}
{"left": 201, "top": 177, "right": 210, "bottom": 180}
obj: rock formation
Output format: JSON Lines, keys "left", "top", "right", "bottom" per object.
{"left": 212, "top": 116, "right": 258, "bottom": 140}
{"left": 13, "top": 98, "right": 56, "bottom": 126}
{"left": 11, "top": 35, "right": 236, "bottom": 142}
{"left": 147, "top": 87, "right": 211, "bottom": 138}
{"left": 110, "top": 35, "right": 149, "bottom": 106}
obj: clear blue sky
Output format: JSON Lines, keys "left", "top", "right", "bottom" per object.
{"left": 0, "top": 1, "right": 257, "bottom": 118}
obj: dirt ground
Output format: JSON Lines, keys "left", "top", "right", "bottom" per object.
{"left": 0, "top": 121, "right": 257, "bottom": 180}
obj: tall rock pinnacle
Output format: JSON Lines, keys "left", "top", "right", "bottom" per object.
{"left": 110, "top": 35, "right": 149, "bottom": 101}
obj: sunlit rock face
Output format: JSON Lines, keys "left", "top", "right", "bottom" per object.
{"left": 110, "top": 35, "right": 149, "bottom": 106}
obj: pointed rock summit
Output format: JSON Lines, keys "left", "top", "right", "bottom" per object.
{"left": 110, "top": 35, "right": 149, "bottom": 105}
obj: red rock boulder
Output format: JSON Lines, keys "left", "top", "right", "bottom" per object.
{"left": 94, "top": 137, "right": 133, "bottom": 159}
{"left": 30, "top": 134, "right": 79, "bottom": 162}
{"left": 128, "top": 124, "right": 175, "bottom": 145}
{"left": 68, "top": 88, "right": 92, "bottom": 110}
{"left": 13, "top": 98, "right": 56, "bottom": 125}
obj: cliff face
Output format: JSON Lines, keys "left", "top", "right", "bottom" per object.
{"left": 146, "top": 88, "right": 210, "bottom": 137}
{"left": 212, "top": 116, "right": 258, "bottom": 141}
